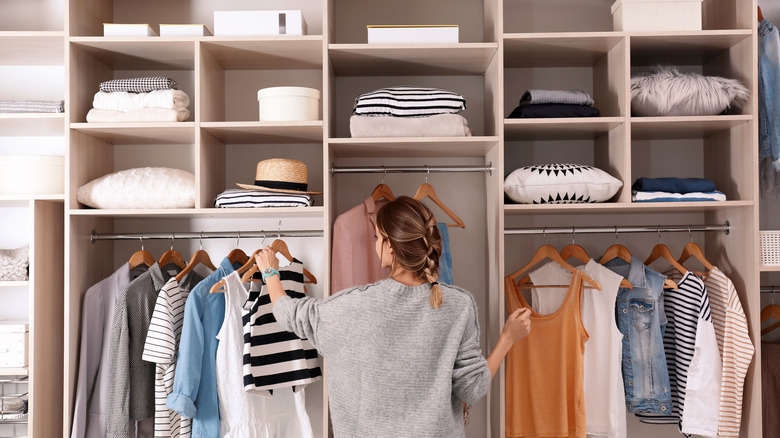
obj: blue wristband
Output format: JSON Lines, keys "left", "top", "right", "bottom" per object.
{"left": 262, "top": 268, "right": 280, "bottom": 282}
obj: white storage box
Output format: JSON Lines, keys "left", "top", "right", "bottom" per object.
{"left": 104, "top": 23, "right": 158, "bottom": 37}
{"left": 160, "top": 24, "right": 212, "bottom": 37}
{"left": 761, "top": 231, "right": 780, "bottom": 265}
{"left": 367, "top": 25, "right": 459, "bottom": 44}
{"left": 257, "top": 87, "right": 320, "bottom": 121}
{"left": 0, "top": 322, "right": 28, "bottom": 368}
{"left": 214, "top": 10, "right": 307, "bottom": 36}
{"left": 0, "top": 155, "right": 64, "bottom": 195}
{"left": 611, "top": 0, "right": 702, "bottom": 31}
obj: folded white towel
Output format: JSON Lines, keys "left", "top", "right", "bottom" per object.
{"left": 92, "top": 89, "right": 190, "bottom": 113}
{"left": 350, "top": 114, "right": 472, "bottom": 138}
{"left": 86, "top": 107, "right": 190, "bottom": 122}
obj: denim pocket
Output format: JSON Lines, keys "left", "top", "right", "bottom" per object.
{"left": 630, "top": 300, "right": 654, "bottom": 330}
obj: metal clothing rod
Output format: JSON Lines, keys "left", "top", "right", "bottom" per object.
{"left": 504, "top": 222, "right": 730, "bottom": 236}
{"left": 331, "top": 163, "right": 494, "bottom": 176}
{"left": 91, "top": 229, "right": 323, "bottom": 244}
{"left": 761, "top": 287, "right": 780, "bottom": 294}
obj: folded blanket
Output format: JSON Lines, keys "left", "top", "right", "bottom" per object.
{"left": 519, "top": 89, "right": 594, "bottom": 106}
{"left": 354, "top": 86, "right": 466, "bottom": 117}
{"left": 100, "top": 77, "right": 177, "bottom": 93}
{"left": 631, "top": 177, "right": 717, "bottom": 194}
{"left": 0, "top": 100, "right": 64, "bottom": 113}
{"left": 1, "top": 398, "right": 26, "bottom": 414}
{"left": 215, "top": 189, "right": 313, "bottom": 208}
{"left": 632, "top": 190, "right": 726, "bottom": 202}
{"left": 508, "top": 103, "right": 600, "bottom": 118}
{"left": 350, "top": 114, "right": 472, "bottom": 138}
{"left": 86, "top": 107, "right": 189, "bottom": 122}
{"left": 92, "top": 90, "right": 190, "bottom": 113}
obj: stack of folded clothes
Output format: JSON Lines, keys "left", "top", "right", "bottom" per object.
{"left": 86, "top": 76, "right": 190, "bottom": 122}
{"left": 0, "top": 395, "right": 27, "bottom": 420}
{"left": 214, "top": 189, "right": 314, "bottom": 208}
{"left": 508, "top": 89, "right": 600, "bottom": 118}
{"left": 631, "top": 177, "right": 726, "bottom": 202}
{"left": 350, "top": 86, "right": 471, "bottom": 137}
{"left": 0, "top": 100, "right": 64, "bottom": 113}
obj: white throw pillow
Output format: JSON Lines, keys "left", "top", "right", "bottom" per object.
{"left": 0, "top": 245, "right": 28, "bottom": 281}
{"left": 504, "top": 163, "right": 623, "bottom": 204}
{"left": 77, "top": 167, "right": 195, "bottom": 209}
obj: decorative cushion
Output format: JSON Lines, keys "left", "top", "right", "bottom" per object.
{"left": 631, "top": 65, "right": 749, "bottom": 116}
{"left": 0, "top": 245, "right": 28, "bottom": 281}
{"left": 77, "top": 167, "right": 195, "bottom": 209}
{"left": 504, "top": 163, "right": 623, "bottom": 204}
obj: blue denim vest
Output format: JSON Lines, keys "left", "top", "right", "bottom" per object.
{"left": 601, "top": 256, "right": 673, "bottom": 415}
{"left": 759, "top": 19, "right": 780, "bottom": 168}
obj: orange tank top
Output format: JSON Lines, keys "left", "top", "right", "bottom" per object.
{"left": 504, "top": 270, "right": 588, "bottom": 438}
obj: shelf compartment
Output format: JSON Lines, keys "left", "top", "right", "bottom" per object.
{"left": 69, "top": 38, "right": 196, "bottom": 70}
{"left": 69, "top": 206, "right": 325, "bottom": 219}
{"left": 504, "top": 33, "right": 625, "bottom": 68}
{"left": 201, "top": 121, "right": 323, "bottom": 144}
{"left": 328, "top": 137, "right": 498, "bottom": 158}
{"left": 70, "top": 123, "right": 195, "bottom": 144}
{"left": 0, "top": 32, "right": 64, "bottom": 65}
{"left": 328, "top": 43, "right": 498, "bottom": 75}
{"left": 505, "top": 117, "right": 625, "bottom": 141}
{"left": 504, "top": 200, "right": 754, "bottom": 215}
{"left": 629, "top": 30, "right": 752, "bottom": 66}
{"left": 0, "top": 114, "right": 65, "bottom": 136}
{"left": 200, "top": 37, "right": 323, "bottom": 70}
{"left": 630, "top": 115, "right": 752, "bottom": 140}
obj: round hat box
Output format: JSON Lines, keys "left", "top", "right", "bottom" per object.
{"left": 257, "top": 86, "right": 321, "bottom": 121}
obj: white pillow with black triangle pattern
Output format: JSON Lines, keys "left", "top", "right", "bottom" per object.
{"left": 504, "top": 163, "right": 623, "bottom": 204}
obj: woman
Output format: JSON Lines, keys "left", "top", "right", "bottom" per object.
{"left": 255, "top": 196, "right": 531, "bottom": 437}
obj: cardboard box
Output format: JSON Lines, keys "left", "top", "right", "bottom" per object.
{"left": 103, "top": 23, "right": 157, "bottom": 37}
{"left": 0, "top": 322, "right": 28, "bottom": 368}
{"left": 611, "top": 0, "right": 702, "bottom": 31}
{"left": 367, "top": 25, "right": 459, "bottom": 44}
{"left": 213, "top": 10, "right": 307, "bottom": 36}
{"left": 160, "top": 24, "right": 212, "bottom": 37}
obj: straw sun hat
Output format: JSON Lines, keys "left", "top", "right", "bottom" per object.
{"left": 237, "top": 158, "right": 322, "bottom": 195}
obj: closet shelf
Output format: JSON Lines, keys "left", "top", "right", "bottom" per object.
{"left": 0, "top": 32, "right": 64, "bottom": 65}
{"left": 71, "top": 123, "right": 195, "bottom": 144}
{"left": 504, "top": 200, "right": 753, "bottom": 215}
{"left": 201, "top": 121, "right": 323, "bottom": 143}
{"left": 69, "top": 38, "right": 195, "bottom": 70}
{"left": 504, "top": 32, "right": 624, "bottom": 67}
{"left": 0, "top": 368, "right": 28, "bottom": 377}
{"left": 630, "top": 115, "right": 752, "bottom": 139}
{"left": 0, "top": 114, "right": 65, "bottom": 137}
{"left": 201, "top": 36, "right": 323, "bottom": 69}
{"left": 69, "top": 206, "right": 325, "bottom": 219}
{"left": 328, "top": 43, "right": 498, "bottom": 75}
{"left": 0, "top": 281, "right": 29, "bottom": 288}
{"left": 504, "top": 118, "right": 625, "bottom": 140}
{"left": 0, "top": 195, "right": 63, "bottom": 203}
{"left": 328, "top": 136, "right": 499, "bottom": 158}
{"left": 760, "top": 265, "right": 780, "bottom": 272}
{"left": 630, "top": 30, "right": 752, "bottom": 65}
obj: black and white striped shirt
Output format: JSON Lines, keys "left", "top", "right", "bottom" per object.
{"left": 242, "top": 259, "right": 322, "bottom": 395}
{"left": 353, "top": 86, "right": 466, "bottom": 117}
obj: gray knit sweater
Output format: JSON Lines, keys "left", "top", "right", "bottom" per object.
{"left": 273, "top": 278, "right": 491, "bottom": 438}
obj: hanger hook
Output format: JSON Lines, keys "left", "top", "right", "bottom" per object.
{"left": 170, "top": 232, "right": 175, "bottom": 251}
{"left": 261, "top": 231, "right": 266, "bottom": 248}
{"left": 657, "top": 225, "right": 662, "bottom": 244}
{"left": 543, "top": 227, "right": 548, "bottom": 245}
{"left": 140, "top": 233, "right": 144, "bottom": 251}
{"left": 278, "top": 220, "right": 282, "bottom": 240}
{"left": 614, "top": 226, "right": 619, "bottom": 241}
{"left": 773, "top": 285, "right": 776, "bottom": 305}
{"left": 199, "top": 231, "right": 204, "bottom": 251}
{"left": 381, "top": 165, "right": 386, "bottom": 185}
{"left": 425, "top": 165, "right": 430, "bottom": 184}
{"left": 236, "top": 231, "right": 241, "bottom": 248}
{"left": 571, "top": 227, "right": 576, "bottom": 245}
{"left": 688, "top": 225, "right": 693, "bottom": 242}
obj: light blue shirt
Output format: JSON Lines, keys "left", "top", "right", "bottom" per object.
{"left": 167, "top": 257, "right": 236, "bottom": 438}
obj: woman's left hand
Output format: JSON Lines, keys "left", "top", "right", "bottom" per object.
{"left": 254, "top": 246, "right": 280, "bottom": 272}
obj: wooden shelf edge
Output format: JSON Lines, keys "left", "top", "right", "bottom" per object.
{"left": 0, "top": 367, "right": 28, "bottom": 376}
{"left": 328, "top": 136, "right": 499, "bottom": 144}
{"left": 504, "top": 200, "right": 754, "bottom": 214}
{"left": 0, "top": 195, "right": 64, "bottom": 202}
{"left": 69, "top": 206, "right": 325, "bottom": 218}
{"left": 0, "top": 281, "right": 29, "bottom": 287}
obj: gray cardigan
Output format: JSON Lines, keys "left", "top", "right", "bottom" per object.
{"left": 273, "top": 278, "right": 491, "bottom": 438}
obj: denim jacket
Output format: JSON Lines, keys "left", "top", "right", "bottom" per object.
{"left": 601, "top": 256, "right": 673, "bottom": 415}
{"left": 759, "top": 19, "right": 780, "bottom": 169}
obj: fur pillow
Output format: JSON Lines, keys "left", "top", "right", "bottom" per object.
{"left": 77, "top": 167, "right": 195, "bottom": 209}
{"left": 504, "top": 163, "right": 623, "bottom": 204}
{"left": 0, "top": 245, "right": 28, "bottom": 281}
{"left": 631, "top": 65, "right": 749, "bottom": 116}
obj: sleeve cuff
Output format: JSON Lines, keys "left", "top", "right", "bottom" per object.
{"left": 166, "top": 392, "right": 197, "bottom": 419}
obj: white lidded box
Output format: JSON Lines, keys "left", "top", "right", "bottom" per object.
{"left": 0, "top": 322, "right": 28, "bottom": 369}
{"left": 213, "top": 10, "right": 307, "bottom": 36}
{"left": 104, "top": 23, "right": 158, "bottom": 37}
{"left": 0, "top": 155, "right": 64, "bottom": 195}
{"left": 257, "top": 87, "right": 320, "bottom": 122}
{"left": 160, "top": 24, "right": 212, "bottom": 37}
{"left": 367, "top": 25, "right": 459, "bottom": 44}
{"left": 611, "top": 0, "right": 702, "bottom": 31}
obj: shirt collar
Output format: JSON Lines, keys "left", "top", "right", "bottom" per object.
{"left": 218, "top": 256, "right": 235, "bottom": 276}
{"left": 600, "top": 256, "right": 650, "bottom": 288}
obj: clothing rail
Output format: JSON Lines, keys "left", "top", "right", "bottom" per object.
{"left": 504, "top": 222, "right": 730, "bottom": 236}
{"left": 761, "top": 287, "right": 780, "bottom": 294}
{"left": 330, "top": 163, "right": 494, "bottom": 176}
{"left": 90, "top": 229, "right": 324, "bottom": 244}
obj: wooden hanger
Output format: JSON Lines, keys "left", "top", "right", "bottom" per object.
{"left": 678, "top": 240, "right": 714, "bottom": 275}
{"left": 227, "top": 248, "right": 249, "bottom": 266}
{"left": 508, "top": 244, "right": 601, "bottom": 290}
{"left": 413, "top": 182, "right": 465, "bottom": 228}
{"left": 599, "top": 243, "right": 632, "bottom": 265}
{"left": 175, "top": 235, "right": 217, "bottom": 282}
{"left": 241, "top": 238, "right": 318, "bottom": 285}
{"left": 761, "top": 303, "right": 780, "bottom": 336}
{"left": 128, "top": 235, "right": 155, "bottom": 270}
{"left": 759, "top": 5, "right": 765, "bottom": 22}
{"left": 158, "top": 235, "right": 186, "bottom": 270}
{"left": 371, "top": 183, "right": 396, "bottom": 202}
{"left": 560, "top": 242, "right": 633, "bottom": 289}
{"left": 644, "top": 243, "right": 685, "bottom": 289}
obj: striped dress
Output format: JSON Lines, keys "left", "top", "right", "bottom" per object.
{"left": 242, "top": 258, "right": 322, "bottom": 395}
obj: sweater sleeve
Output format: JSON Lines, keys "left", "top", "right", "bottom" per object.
{"left": 451, "top": 300, "right": 491, "bottom": 405}
{"left": 272, "top": 295, "right": 324, "bottom": 352}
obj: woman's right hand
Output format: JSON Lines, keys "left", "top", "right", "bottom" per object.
{"left": 501, "top": 307, "right": 531, "bottom": 343}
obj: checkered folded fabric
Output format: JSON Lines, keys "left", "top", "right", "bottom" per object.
{"left": 99, "top": 77, "right": 177, "bottom": 93}
{"left": 0, "top": 100, "right": 64, "bottom": 113}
